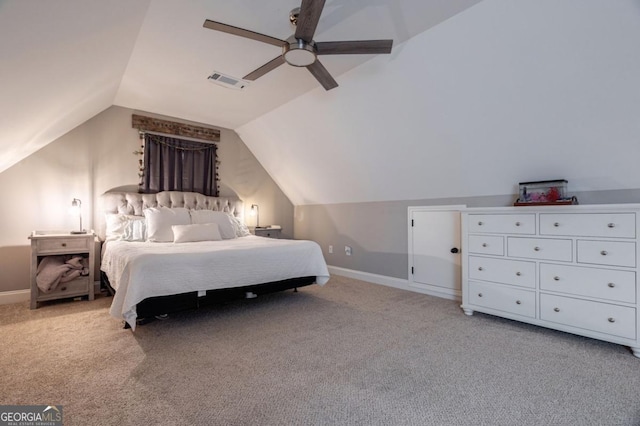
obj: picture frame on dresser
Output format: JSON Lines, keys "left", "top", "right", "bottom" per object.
{"left": 460, "top": 204, "right": 640, "bottom": 358}
{"left": 513, "top": 179, "right": 578, "bottom": 206}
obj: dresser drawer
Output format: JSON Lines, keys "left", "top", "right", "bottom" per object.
{"left": 467, "top": 214, "right": 535, "bottom": 234}
{"left": 36, "top": 237, "right": 90, "bottom": 254}
{"left": 468, "top": 281, "right": 535, "bottom": 318}
{"left": 468, "top": 235, "right": 504, "bottom": 255}
{"left": 540, "top": 213, "right": 636, "bottom": 238}
{"left": 469, "top": 256, "right": 535, "bottom": 288}
{"left": 540, "top": 263, "right": 636, "bottom": 303}
{"left": 577, "top": 240, "right": 636, "bottom": 267}
{"left": 507, "top": 237, "right": 572, "bottom": 261}
{"left": 37, "top": 277, "right": 90, "bottom": 301}
{"left": 540, "top": 293, "right": 636, "bottom": 339}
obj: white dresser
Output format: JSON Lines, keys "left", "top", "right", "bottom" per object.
{"left": 461, "top": 205, "right": 640, "bottom": 357}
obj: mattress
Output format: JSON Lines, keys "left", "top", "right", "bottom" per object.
{"left": 101, "top": 235, "right": 330, "bottom": 329}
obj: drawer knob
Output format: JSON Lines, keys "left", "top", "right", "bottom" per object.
{"left": 478, "top": 293, "right": 483, "bottom": 297}
{"left": 482, "top": 243, "right": 488, "bottom": 247}
{"left": 534, "top": 246, "right": 541, "bottom": 252}
{"left": 60, "top": 286, "right": 67, "bottom": 291}
{"left": 600, "top": 250, "right": 608, "bottom": 256}
{"left": 553, "top": 307, "right": 560, "bottom": 312}
{"left": 61, "top": 243, "right": 67, "bottom": 247}
{"left": 516, "top": 272, "right": 521, "bottom": 276}
{"left": 553, "top": 222, "right": 560, "bottom": 227}
{"left": 608, "top": 317, "right": 615, "bottom": 323}
{"left": 607, "top": 223, "right": 615, "bottom": 228}
{"left": 608, "top": 282, "right": 615, "bottom": 288}
{"left": 478, "top": 221, "right": 483, "bottom": 226}
{"left": 516, "top": 300, "right": 522, "bottom": 305}
{"left": 553, "top": 276, "right": 560, "bottom": 281}
{"left": 478, "top": 267, "right": 484, "bottom": 271}
{"left": 515, "top": 222, "right": 521, "bottom": 227}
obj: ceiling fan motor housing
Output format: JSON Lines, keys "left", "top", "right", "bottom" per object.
{"left": 283, "top": 36, "right": 317, "bottom": 67}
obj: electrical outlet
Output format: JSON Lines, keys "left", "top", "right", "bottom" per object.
{"left": 328, "top": 245, "right": 333, "bottom": 254}
{"left": 345, "top": 245, "right": 352, "bottom": 256}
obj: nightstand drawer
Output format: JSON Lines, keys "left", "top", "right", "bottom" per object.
{"left": 37, "top": 277, "right": 90, "bottom": 301}
{"left": 468, "top": 235, "right": 504, "bottom": 255}
{"left": 540, "top": 293, "right": 636, "bottom": 339}
{"left": 254, "top": 228, "right": 281, "bottom": 239}
{"left": 36, "top": 237, "right": 90, "bottom": 254}
{"left": 507, "top": 237, "right": 572, "bottom": 261}
{"left": 467, "top": 214, "right": 535, "bottom": 234}
{"left": 577, "top": 240, "right": 636, "bottom": 267}
{"left": 540, "top": 213, "right": 636, "bottom": 238}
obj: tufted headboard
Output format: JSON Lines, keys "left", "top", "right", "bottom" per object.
{"left": 98, "top": 190, "right": 243, "bottom": 241}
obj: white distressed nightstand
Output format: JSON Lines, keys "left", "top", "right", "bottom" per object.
{"left": 29, "top": 231, "right": 95, "bottom": 309}
{"left": 254, "top": 226, "right": 282, "bottom": 239}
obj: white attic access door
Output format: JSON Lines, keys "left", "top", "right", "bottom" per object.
{"left": 408, "top": 206, "right": 465, "bottom": 300}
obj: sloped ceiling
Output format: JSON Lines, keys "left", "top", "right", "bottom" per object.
{"left": 0, "top": 0, "right": 150, "bottom": 174}
{"left": 238, "top": 0, "right": 640, "bottom": 205}
{"left": 0, "top": 0, "right": 482, "bottom": 174}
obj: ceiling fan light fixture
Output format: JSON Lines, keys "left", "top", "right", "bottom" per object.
{"left": 283, "top": 38, "right": 316, "bottom": 67}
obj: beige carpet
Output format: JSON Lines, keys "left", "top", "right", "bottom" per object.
{"left": 1, "top": 276, "right": 639, "bottom": 425}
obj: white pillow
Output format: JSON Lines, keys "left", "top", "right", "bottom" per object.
{"left": 172, "top": 223, "right": 222, "bottom": 243}
{"left": 144, "top": 207, "right": 191, "bottom": 242}
{"left": 105, "top": 214, "right": 147, "bottom": 242}
{"left": 189, "top": 210, "right": 237, "bottom": 239}
{"left": 229, "top": 214, "right": 251, "bottom": 237}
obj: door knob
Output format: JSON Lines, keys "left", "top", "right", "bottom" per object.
{"left": 450, "top": 247, "right": 459, "bottom": 254}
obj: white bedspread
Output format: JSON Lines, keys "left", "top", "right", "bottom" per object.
{"left": 101, "top": 235, "right": 330, "bottom": 329}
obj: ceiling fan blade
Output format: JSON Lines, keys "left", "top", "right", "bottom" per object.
{"left": 243, "top": 56, "right": 286, "bottom": 81}
{"left": 316, "top": 40, "right": 394, "bottom": 55}
{"left": 203, "top": 19, "right": 284, "bottom": 47}
{"left": 306, "top": 60, "right": 338, "bottom": 91}
{"left": 295, "top": 0, "right": 326, "bottom": 43}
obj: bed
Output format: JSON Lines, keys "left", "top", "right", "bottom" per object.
{"left": 99, "top": 190, "right": 330, "bottom": 329}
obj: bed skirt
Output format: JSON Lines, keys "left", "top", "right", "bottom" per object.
{"left": 101, "top": 272, "right": 316, "bottom": 328}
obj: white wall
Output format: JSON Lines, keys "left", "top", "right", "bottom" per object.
{"left": 238, "top": 0, "right": 640, "bottom": 206}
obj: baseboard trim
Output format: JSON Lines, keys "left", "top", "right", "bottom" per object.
{"left": 0, "top": 289, "right": 30, "bottom": 305}
{"left": 328, "top": 266, "right": 409, "bottom": 290}
{"left": 327, "top": 266, "right": 460, "bottom": 301}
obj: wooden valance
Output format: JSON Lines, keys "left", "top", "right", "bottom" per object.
{"left": 132, "top": 114, "right": 220, "bottom": 142}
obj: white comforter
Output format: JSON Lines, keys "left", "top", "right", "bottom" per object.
{"left": 101, "top": 235, "right": 330, "bottom": 329}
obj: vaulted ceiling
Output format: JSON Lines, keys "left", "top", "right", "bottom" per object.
{"left": 0, "top": 0, "right": 482, "bottom": 174}
{"left": 3, "top": 1, "right": 639, "bottom": 207}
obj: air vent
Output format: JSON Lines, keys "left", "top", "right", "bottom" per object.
{"left": 207, "top": 71, "right": 249, "bottom": 90}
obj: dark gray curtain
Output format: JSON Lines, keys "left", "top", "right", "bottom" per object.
{"left": 141, "top": 133, "right": 218, "bottom": 196}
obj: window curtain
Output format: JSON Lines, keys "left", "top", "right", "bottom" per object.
{"left": 141, "top": 133, "right": 218, "bottom": 196}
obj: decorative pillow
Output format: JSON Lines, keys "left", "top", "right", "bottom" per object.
{"left": 144, "top": 207, "right": 191, "bottom": 242}
{"left": 172, "top": 223, "right": 222, "bottom": 243}
{"left": 228, "top": 214, "right": 251, "bottom": 237}
{"left": 105, "top": 214, "right": 147, "bottom": 242}
{"left": 189, "top": 210, "right": 237, "bottom": 239}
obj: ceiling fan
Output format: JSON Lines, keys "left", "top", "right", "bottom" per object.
{"left": 203, "top": 0, "right": 393, "bottom": 90}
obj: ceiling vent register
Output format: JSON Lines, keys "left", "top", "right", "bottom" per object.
{"left": 207, "top": 71, "right": 249, "bottom": 90}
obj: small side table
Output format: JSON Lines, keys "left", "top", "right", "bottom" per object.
{"left": 254, "top": 226, "right": 282, "bottom": 239}
{"left": 29, "top": 231, "right": 95, "bottom": 309}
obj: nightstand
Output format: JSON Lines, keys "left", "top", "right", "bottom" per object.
{"left": 29, "top": 231, "right": 95, "bottom": 309}
{"left": 254, "top": 226, "right": 282, "bottom": 239}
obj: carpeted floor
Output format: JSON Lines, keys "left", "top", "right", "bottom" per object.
{"left": 1, "top": 275, "right": 639, "bottom": 425}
